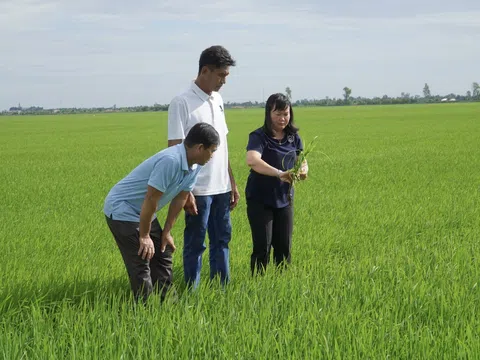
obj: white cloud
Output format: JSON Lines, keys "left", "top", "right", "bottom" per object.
{"left": 3, "top": 0, "right": 479, "bottom": 33}
{"left": 0, "top": 0, "right": 59, "bottom": 32}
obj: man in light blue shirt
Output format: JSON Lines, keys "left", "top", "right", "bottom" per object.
{"left": 104, "top": 123, "right": 219, "bottom": 304}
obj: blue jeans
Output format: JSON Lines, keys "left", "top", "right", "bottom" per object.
{"left": 183, "top": 192, "right": 232, "bottom": 289}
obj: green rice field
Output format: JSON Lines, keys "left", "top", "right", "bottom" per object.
{"left": 1, "top": 103, "right": 479, "bottom": 358}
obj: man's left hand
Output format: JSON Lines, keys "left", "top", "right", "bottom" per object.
{"left": 160, "top": 231, "right": 176, "bottom": 253}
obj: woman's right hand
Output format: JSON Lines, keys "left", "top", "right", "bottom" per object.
{"left": 279, "top": 171, "right": 293, "bottom": 183}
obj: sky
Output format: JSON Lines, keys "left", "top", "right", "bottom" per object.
{"left": 1, "top": 0, "right": 479, "bottom": 109}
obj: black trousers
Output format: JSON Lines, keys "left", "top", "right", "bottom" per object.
{"left": 105, "top": 215, "right": 174, "bottom": 303}
{"left": 246, "top": 200, "right": 294, "bottom": 276}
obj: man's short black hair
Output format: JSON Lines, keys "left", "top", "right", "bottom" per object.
{"left": 184, "top": 122, "right": 220, "bottom": 149}
{"left": 198, "top": 45, "right": 236, "bottom": 75}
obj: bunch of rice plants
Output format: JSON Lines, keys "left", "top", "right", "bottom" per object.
{"left": 282, "top": 136, "right": 319, "bottom": 204}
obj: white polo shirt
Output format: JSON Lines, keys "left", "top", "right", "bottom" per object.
{"left": 167, "top": 81, "right": 231, "bottom": 196}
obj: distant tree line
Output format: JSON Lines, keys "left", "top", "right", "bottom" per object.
{"left": 2, "top": 82, "right": 479, "bottom": 116}
{"left": 288, "top": 82, "right": 480, "bottom": 107}
{"left": 2, "top": 103, "right": 169, "bottom": 116}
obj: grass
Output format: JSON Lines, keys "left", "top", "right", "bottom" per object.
{"left": 1, "top": 103, "right": 480, "bottom": 358}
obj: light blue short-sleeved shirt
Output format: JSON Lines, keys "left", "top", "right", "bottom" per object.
{"left": 104, "top": 144, "right": 201, "bottom": 222}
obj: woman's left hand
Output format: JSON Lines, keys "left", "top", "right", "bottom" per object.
{"left": 299, "top": 160, "right": 308, "bottom": 180}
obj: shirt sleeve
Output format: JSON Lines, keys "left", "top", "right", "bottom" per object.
{"left": 246, "top": 131, "right": 265, "bottom": 154}
{"left": 182, "top": 166, "right": 202, "bottom": 192}
{"left": 167, "top": 97, "right": 188, "bottom": 140}
{"left": 148, "top": 156, "right": 177, "bottom": 192}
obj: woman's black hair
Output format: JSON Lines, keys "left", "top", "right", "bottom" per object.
{"left": 262, "top": 93, "right": 299, "bottom": 136}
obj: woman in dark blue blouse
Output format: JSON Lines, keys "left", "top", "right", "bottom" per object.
{"left": 245, "top": 93, "right": 308, "bottom": 275}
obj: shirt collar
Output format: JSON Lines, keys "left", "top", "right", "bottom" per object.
{"left": 191, "top": 81, "right": 212, "bottom": 102}
{"left": 179, "top": 143, "right": 197, "bottom": 172}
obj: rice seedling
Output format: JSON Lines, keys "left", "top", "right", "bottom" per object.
{"left": 282, "top": 135, "right": 320, "bottom": 204}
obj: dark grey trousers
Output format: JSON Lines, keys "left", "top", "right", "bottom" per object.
{"left": 105, "top": 215, "right": 174, "bottom": 303}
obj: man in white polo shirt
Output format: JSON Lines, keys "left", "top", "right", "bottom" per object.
{"left": 104, "top": 123, "right": 220, "bottom": 303}
{"left": 167, "top": 45, "right": 239, "bottom": 290}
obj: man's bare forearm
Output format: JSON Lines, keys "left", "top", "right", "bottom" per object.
{"left": 228, "top": 160, "right": 236, "bottom": 188}
{"left": 139, "top": 195, "right": 157, "bottom": 238}
{"left": 164, "top": 192, "right": 189, "bottom": 233}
